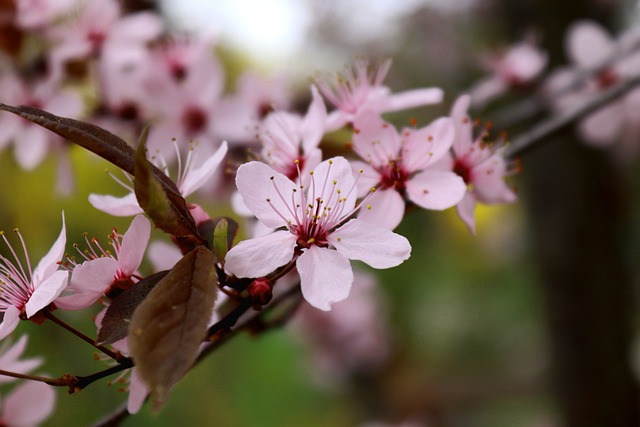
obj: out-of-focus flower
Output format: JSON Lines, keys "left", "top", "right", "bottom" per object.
{"left": 0, "top": 336, "right": 43, "bottom": 385}
{"left": 470, "top": 41, "right": 548, "bottom": 107}
{"left": 445, "top": 95, "right": 517, "bottom": 234}
{"left": 0, "top": 381, "right": 56, "bottom": 426}
{"left": 351, "top": 111, "right": 466, "bottom": 230}
{"left": 316, "top": 59, "right": 443, "bottom": 131}
{"left": 225, "top": 157, "right": 411, "bottom": 310}
{"left": 55, "top": 215, "right": 150, "bottom": 310}
{"left": 0, "top": 214, "right": 68, "bottom": 341}
{"left": 15, "top": 0, "right": 76, "bottom": 30}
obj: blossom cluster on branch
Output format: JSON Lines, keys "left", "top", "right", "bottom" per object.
{"left": 0, "top": 0, "right": 638, "bottom": 425}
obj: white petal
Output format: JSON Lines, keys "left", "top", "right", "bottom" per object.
{"left": 180, "top": 141, "right": 228, "bottom": 197}
{"left": 402, "top": 117, "right": 455, "bottom": 171}
{"left": 225, "top": 231, "right": 297, "bottom": 278}
{"left": 328, "top": 219, "right": 411, "bottom": 269}
{"left": 380, "top": 87, "right": 443, "bottom": 112}
{"left": 235, "top": 161, "right": 297, "bottom": 229}
{"left": 0, "top": 306, "right": 21, "bottom": 341}
{"left": 89, "top": 192, "right": 143, "bottom": 216}
{"left": 405, "top": 170, "right": 466, "bottom": 210}
{"left": 3, "top": 381, "right": 56, "bottom": 426}
{"left": 118, "top": 215, "right": 151, "bottom": 276}
{"left": 127, "top": 368, "right": 148, "bottom": 414}
{"left": 147, "top": 241, "right": 182, "bottom": 272}
{"left": 32, "top": 212, "right": 66, "bottom": 286}
{"left": 567, "top": 20, "right": 614, "bottom": 67}
{"left": 297, "top": 246, "right": 353, "bottom": 311}
{"left": 25, "top": 270, "right": 69, "bottom": 318}
{"left": 307, "top": 157, "right": 358, "bottom": 213}
{"left": 300, "top": 85, "right": 327, "bottom": 153}
{"left": 456, "top": 191, "right": 478, "bottom": 235}
{"left": 352, "top": 111, "right": 400, "bottom": 165}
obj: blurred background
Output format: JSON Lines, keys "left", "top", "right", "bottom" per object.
{"left": 1, "top": 0, "right": 640, "bottom": 426}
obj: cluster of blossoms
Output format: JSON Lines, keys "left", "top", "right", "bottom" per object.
{"left": 1, "top": 1, "right": 638, "bottom": 424}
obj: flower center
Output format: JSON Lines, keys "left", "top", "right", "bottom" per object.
{"left": 182, "top": 106, "right": 208, "bottom": 135}
{"left": 379, "top": 160, "right": 408, "bottom": 192}
{"left": 453, "top": 158, "right": 472, "bottom": 185}
{"left": 595, "top": 68, "right": 618, "bottom": 89}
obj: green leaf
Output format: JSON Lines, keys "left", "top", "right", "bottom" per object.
{"left": 97, "top": 271, "right": 169, "bottom": 345}
{"left": 198, "top": 217, "right": 239, "bottom": 264}
{"left": 128, "top": 246, "right": 218, "bottom": 411}
{"left": 133, "top": 130, "right": 204, "bottom": 244}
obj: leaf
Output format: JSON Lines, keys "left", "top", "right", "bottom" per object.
{"left": 97, "top": 271, "right": 169, "bottom": 345}
{"left": 128, "top": 246, "right": 218, "bottom": 411}
{"left": 0, "top": 103, "right": 183, "bottom": 201}
{"left": 133, "top": 129, "right": 203, "bottom": 243}
{"left": 197, "top": 217, "right": 239, "bottom": 264}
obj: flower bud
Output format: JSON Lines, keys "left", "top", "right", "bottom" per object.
{"left": 248, "top": 278, "right": 273, "bottom": 306}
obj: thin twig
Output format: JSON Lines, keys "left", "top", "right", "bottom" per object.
{"left": 504, "top": 75, "right": 640, "bottom": 158}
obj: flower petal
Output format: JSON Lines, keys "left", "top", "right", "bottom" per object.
{"left": 307, "top": 156, "right": 358, "bottom": 212}
{"left": 405, "top": 170, "right": 466, "bottom": 210}
{"left": 3, "top": 381, "right": 56, "bottom": 426}
{"left": 300, "top": 85, "right": 327, "bottom": 154}
{"left": 297, "top": 246, "right": 353, "bottom": 311}
{"left": 402, "top": 117, "right": 455, "bottom": 171}
{"left": 127, "top": 368, "right": 148, "bottom": 414}
{"left": 88, "top": 192, "right": 143, "bottom": 216}
{"left": 55, "top": 257, "right": 119, "bottom": 310}
{"left": 180, "top": 141, "right": 228, "bottom": 197}
{"left": 352, "top": 111, "right": 400, "bottom": 166}
{"left": 235, "top": 161, "right": 297, "bottom": 229}
{"left": 225, "top": 231, "right": 297, "bottom": 278}
{"left": 25, "top": 270, "right": 69, "bottom": 318}
{"left": 567, "top": 20, "right": 614, "bottom": 68}
{"left": 328, "top": 219, "right": 411, "bottom": 269}
{"left": 380, "top": 87, "right": 443, "bottom": 112}
{"left": 0, "top": 306, "right": 21, "bottom": 341}
{"left": 32, "top": 212, "right": 66, "bottom": 286}
{"left": 456, "top": 191, "right": 478, "bottom": 235}
{"left": 118, "top": 215, "right": 151, "bottom": 276}
{"left": 357, "top": 188, "right": 405, "bottom": 230}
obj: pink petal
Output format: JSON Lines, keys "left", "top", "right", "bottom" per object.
{"left": 567, "top": 20, "right": 614, "bottom": 68}
{"left": 308, "top": 157, "right": 358, "bottom": 211}
{"left": 356, "top": 188, "right": 405, "bottom": 230}
{"left": 55, "top": 257, "right": 119, "bottom": 310}
{"left": 147, "top": 241, "right": 182, "bottom": 272}
{"left": 110, "top": 11, "right": 163, "bottom": 44}
{"left": 450, "top": 95, "right": 475, "bottom": 155}
{"left": 578, "top": 102, "right": 624, "bottom": 146}
{"left": 456, "top": 191, "right": 478, "bottom": 235}
{"left": 402, "top": 117, "right": 455, "bottom": 171}
{"left": 328, "top": 219, "right": 411, "bottom": 268}
{"left": 0, "top": 336, "right": 42, "bottom": 384}
{"left": 325, "top": 110, "right": 349, "bottom": 132}
{"left": 118, "top": 215, "right": 151, "bottom": 276}
{"left": 235, "top": 161, "right": 297, "bottom": 229}
{"left": 0, "top": 306, "right": 21, "bottom": 342}
{"left": 380, "top": 87, "right": 443, "bottom": 111}
{"left": 180, "top": 141, "right": 228, "bottom": 197}
{"left": 225, "top": 231, "right": 297, "bottom": 278}
{"left": 88, "top": 192, "right": 143, "bottom": 216}
{"left": 127, "top": 368, "right": 148, "bottom": 414}
{"left": 351, "top": 160, "right": 380, "bottom": 197}
{"left": 297, "top": 246, "right": 353, "bottom": 311}
{"left": 14, "top": 125, "right": 49, "bottom": 170}
{"left": 300, "top": 85, "right": 327, "bottom": 153}
{"left": 472, "top": 157, "right": 518, "bottom": 204}
{"left": 25, "top": 270, "right": 69, "bottom": 318}
{"left": 352, "top": 111, "right": 400, "bottom": 166}
{"left": 3, "top": 381, "right": 56, "bottom": 426}
{"left": 32, "top": 212, "right": 66, "bottom": 286}
{"left": 405, "top": 170, "right": 466, "bottom": 210}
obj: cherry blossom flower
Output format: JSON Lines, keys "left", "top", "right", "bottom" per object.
{"left": 0, "top": 381, "right": 56, "bottom": 426}
{"left": 546, "top": 20, "right": 640, "bottom": 155}
{"left": 15, "top": 0, "right": 75, "bottom": 30}
{"left": 89, "top": 141, "right": 228, "bottom": 219}
{"left": 55, "top": 215, "right": 150, "bottom": 310}
{"left": 0, "top": 336, "right": 43, "bottom": 385}
{"left": 0, "top": 214, "right": 68, "bottom": 341}
{"left": 225, "top": 157, "right": 411, "bottom": 310}
{"left": 446, "top": 95, "right": 517, "bottom": 234}
{"left": 259, "top": 85, "right": 326, "bottom": 180}
{"left": 470, "top": 40, "right": 548, "bottom": 107}
{"left": 315, "top": 59, "right": 443, "bottom": 131}
{"left": 350, "top": 111, "right": 467, "bottom": 230}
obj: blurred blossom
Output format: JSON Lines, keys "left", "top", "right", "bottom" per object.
{"left": 0, "top": 336, "right": 42, "bottom": 385}
{"left": 0, "top": 381, "right": 56, "bottom": 426}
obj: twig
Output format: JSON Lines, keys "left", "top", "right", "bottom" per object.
{"left": 504, "top": 75, "right": 640, "bottom": 158}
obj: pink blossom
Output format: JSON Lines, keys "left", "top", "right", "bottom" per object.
{"left": 15, "top": 0, "right": 75, "bottom": 30}
{"left": 225, "top": 157, "right": 411, "bottom": 311}
{"left": 470, "top": 41, "right": 548, "bottom": 107}
{"left": 546, "top": 20, "right": 640, "bottom": 154}
{"left": 259, "top": 85, "right": 326, "bottom": 180}
{"left": 0, "top": 336, "right": 43, "bottom": 385}
{"left": 55, "top": 215, "right": 150, "bottom": 310}
{"left": 89, "top": 141, "right": 228, "bottom": 218}
{"left": 0, "top": 381, "right": 56, "bottom": 426}
{"left": 351, "top": 112, "right": 467, "bottom": 230}
{"left": 315, "top": 59, "right": 443, "bottom": 131}
{"left": 447, "top": 95, "right": 517, "bottom": 234}
{"left": 0, "top": 214, "right": 68, "bottom": 341}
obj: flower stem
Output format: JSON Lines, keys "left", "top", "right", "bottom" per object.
{"left": 43, "top": 310, "right": 120, "bottom": 361}
{"left": 0, "top": 369, "right": 73, "bottom": 387}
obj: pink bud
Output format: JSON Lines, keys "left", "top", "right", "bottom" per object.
{"left": 248, "top": 278, "right": 273, "bottom": 306}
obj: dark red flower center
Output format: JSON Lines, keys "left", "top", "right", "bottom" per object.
{"left": 453, "top": 158, "right": 472, "bottom": 184}
{"left": 182, "top": 106, "right": 208, "bottom": 135}
{"left": 380, "top": 161, "right": 409, "bottom": 193}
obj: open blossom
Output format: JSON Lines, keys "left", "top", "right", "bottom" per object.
{"left": 0, "top": 336, "right": 43, "bottom": 385}
{"left": 225, "top": 157, "right": 411, "bottom": 310}
{"left": 259, "top": 85, "right": 326, "bottom": 180}
{"left": 315, "top": 59, "right": 443, "bottom": 131}
{"left": 470, "top": 40, "right": 548, "bottom": 107}
{"left": 0, "top": 214, "right": 68, "bottom": 341}
{"left": 447, "top": 95, "right": 517, "bottom": 234}
{"left": 0, "top": 381, "right": 56, "bottom": 426}
{"left": 351, "top": 111, "right": 467, "bottom": 230}
{"left": 89, "top": 141, "right": 228, "bottom": 220}
{"left": 55, "top": 215, "right": 150, "bottom": 310}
